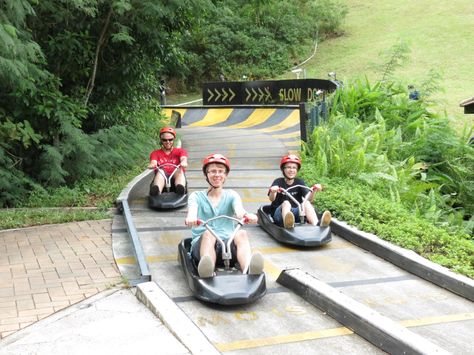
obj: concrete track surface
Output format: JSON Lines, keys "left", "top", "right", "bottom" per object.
{"left": 112, "top": 108, "right": 474, "bottom": 354}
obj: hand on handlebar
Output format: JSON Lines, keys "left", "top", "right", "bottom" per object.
{"left": 243, "top": 213, "right": 258, "bottom": 224}
{"left": 269, "top": 185, "right": 281, "bottom": 194}
{"left": 311, "top": 184, "right": 323, "bottom": 192}
{"left": 185, "top": 218, "right": 201, "bottom": 227}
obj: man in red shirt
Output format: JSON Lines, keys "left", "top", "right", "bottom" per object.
{"left": 148, "top": 127, "right": 188, "bottom": 195}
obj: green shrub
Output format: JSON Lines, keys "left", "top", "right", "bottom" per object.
{"left": 306, "top": 78, "right": 474, "bottom": 234}
{"left": 301, "top": 175, "right": 474, "bottom": 278}
{"left": 0, "top": 208, "right": 110, "bottom": 230}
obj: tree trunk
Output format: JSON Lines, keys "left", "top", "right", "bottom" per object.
{"left": 83, "top": 6, "right": 113, "bottom": 107}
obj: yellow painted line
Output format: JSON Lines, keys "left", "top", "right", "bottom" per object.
{"left": 116, "top": 256, "right": 137, "bottom": 265}
{"left": 216, "top": 327, "right": 354, "bottom": 352}
{"left": 147, "top": 254, "right": 177, "bottom": 262}
{"left": 116, "top": 255, "right": 176, "bottom": 264}
{"left": 242, "top": 197, "right": 268, "bottom": 203}
{"left": 162, "top": 108, "right": 187, "bottom": 121}
{"left": 258, "top": 110, "right": 299, "bottom": 133}
{"left": 116, "top": 243, "right": 354, "bottom": 265}
{"left": 262, "top": 259, "right": 281, "bottom": 281}
{"left": 215, "top": 312, "right": 474, "bottom": 352}
{"left": 271, "top": 131, "right": 301, "bottom": 139}
{"left": 189, "top": 108, "right": 234, "bottom": 127}
{"left": 254, "top": 242, "right": 354, "bottom": 255}
{"left": 400, "top": 312, "right": 474, "bottom": 327}
{"left": 254, "top": 246, "right": 295, "bottom": 254}
{"left": 228, "top": 108, "right": 276, "bottom": 128}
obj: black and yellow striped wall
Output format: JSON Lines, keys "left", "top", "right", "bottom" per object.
{"left": 162, "top": 106, "right": 302, "bottom": 150}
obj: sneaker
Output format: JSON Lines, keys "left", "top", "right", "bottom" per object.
{"left": 320, "top": 210, "right": 332, "bottom": 227}
{"left": 150, "top": 184, "right": 160, "bottom": 196}
{"left": 175, "top": 184, "right": 186, "bottom": 195}
{"left": 248, "top": 252, "right": 264, "bottom": 275}
{"left": 198, "top": 255, "right": 214, "bottom": 278}
{"left": 283, "top": 211, "right": 295, "bottom": 229}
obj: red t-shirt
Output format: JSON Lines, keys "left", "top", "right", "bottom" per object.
{"left": 149, "top": 148, "right": 188, "bottom": 175}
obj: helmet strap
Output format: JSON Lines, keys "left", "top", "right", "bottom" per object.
{"left": 282, "top": 169, "right": 296, "bottom": 182}
{"left": 206, "top": 178, "right": 219, "bottom": 190}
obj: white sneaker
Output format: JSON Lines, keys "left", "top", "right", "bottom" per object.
{"left": 248, "top": 252, "right": 264, "bottom": 275}
{"left": 283, "top": 212, "right": 295, "bottom": 229}
{"left": 198, "top": 255, "right": 214, "bottom": 278}
{"left": 320, "top": 211, "right": 332, "bottom": 227}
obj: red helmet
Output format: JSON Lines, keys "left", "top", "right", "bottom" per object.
{"left": 202, "top": 153, "right": 230, "bottom": 175}
{"left": 159, "top": 127, "right": 176, "bottom": 138}
{"left": 280, "top": 154, "right": 301, "bottom": 170}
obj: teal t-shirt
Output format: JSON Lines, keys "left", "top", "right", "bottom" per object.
{"left": 189, "top": 189, "right": 242, "bottom": 248}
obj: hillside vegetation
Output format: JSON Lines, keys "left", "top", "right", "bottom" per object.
{"left": 0, "top": 0, "right": 345, "bottom": 207}
{"left": 302, "top": 0, "right": 474, "bottom": 128}
{"left": 1, "top": 1, "right": 472, "bottom": 278}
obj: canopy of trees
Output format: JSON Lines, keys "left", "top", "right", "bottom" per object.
{"left": 0, "top": 0, "right": 347, "bottom": 207}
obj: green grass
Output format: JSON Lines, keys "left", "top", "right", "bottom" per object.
{"left": 4, "top": 1, "right": 472, "bottom": 278}
{"left": 0, "top": 164, "right": 147, "bottom": 230}
{"left": 307, "top": 176, "right": 474, "bottom": 278}
{"left": 166, "top": 92, "right": 202, "bottom": 105}
{"left": 292, "top": 0, "right": 474, "bottom": 130}
{"left": 0, "top": 208, "right": 111, "bottom": 230}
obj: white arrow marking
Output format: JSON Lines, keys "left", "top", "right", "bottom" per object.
{"left": 252, "top": 88, "right": 258, "bottom": 101}
{"left": 265, "top": 87, "right": 272, "bottom": 101}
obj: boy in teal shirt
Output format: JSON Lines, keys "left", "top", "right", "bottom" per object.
{"left": 185, "top": 153, "right": 263, "bottom": 278}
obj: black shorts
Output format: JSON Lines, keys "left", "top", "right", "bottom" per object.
{"left": 191, "top": 237, "right": 238, "bottom": 267}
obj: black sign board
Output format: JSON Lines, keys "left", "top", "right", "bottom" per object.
{"left": 203, "top": 79, "right": 339, "bottom": 105}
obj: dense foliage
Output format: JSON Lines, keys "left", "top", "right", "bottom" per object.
{"left": 1, "top": 0, "right": 346, "bottom": 208}
{"left": 179, "top": 0, "right": 347, "bottom": 87}
{"left": 300, "top": 176, "right": 474, "bottom": 277}
{"left": 301, "top": 77, "right": 474, "bottom": 275}
{"left": 304, "top": 78, "right": 474, "bottom": 235}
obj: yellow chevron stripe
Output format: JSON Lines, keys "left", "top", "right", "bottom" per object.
{"left": 162, "top": 108, "right": 187, "bottom": 122}
{"left": 258, "top": 110, "right": 299, "bottom": 133}
{"left": 189, "top": 108, "right": 234, "bottom": 127}
{"left": 228, "top": 108, "right": 276, "bottom": 128}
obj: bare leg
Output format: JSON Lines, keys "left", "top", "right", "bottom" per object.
{"left": 304, "top": 200, "right": 318, "bottom": 225}
{"left": 281, "top": 200, "right": 292, "bottom": 217}
{"left": 174, "top": 169, "right": 186, "bottom": 188}
{"left": 233, "top": 230, "right": 251, "bottom": 272}
{"left": 153, "top": 170, "right": 166, "bottom": 193}
{"left": 199, "top": 231, "right": 217, "bottom": 265}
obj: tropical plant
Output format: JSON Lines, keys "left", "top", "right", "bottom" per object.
{"left": 304, "top": 77, "right": 474, "bottom": 234}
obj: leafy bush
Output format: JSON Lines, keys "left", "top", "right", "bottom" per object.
{"left": 305, "top": 78, "right": 474, "bottom": 234}
{"left": 22, "top": 164, "right": 146, "bottom": 209}
{"left": 300, "top": 175, "right": 474, "bottom": 277}
{"left": 180, "top": 0, "right": 347, "bottom": 85}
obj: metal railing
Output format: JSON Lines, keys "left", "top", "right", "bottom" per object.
{"left": 116, "top": 169, "right": 154, "bottom": 285}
